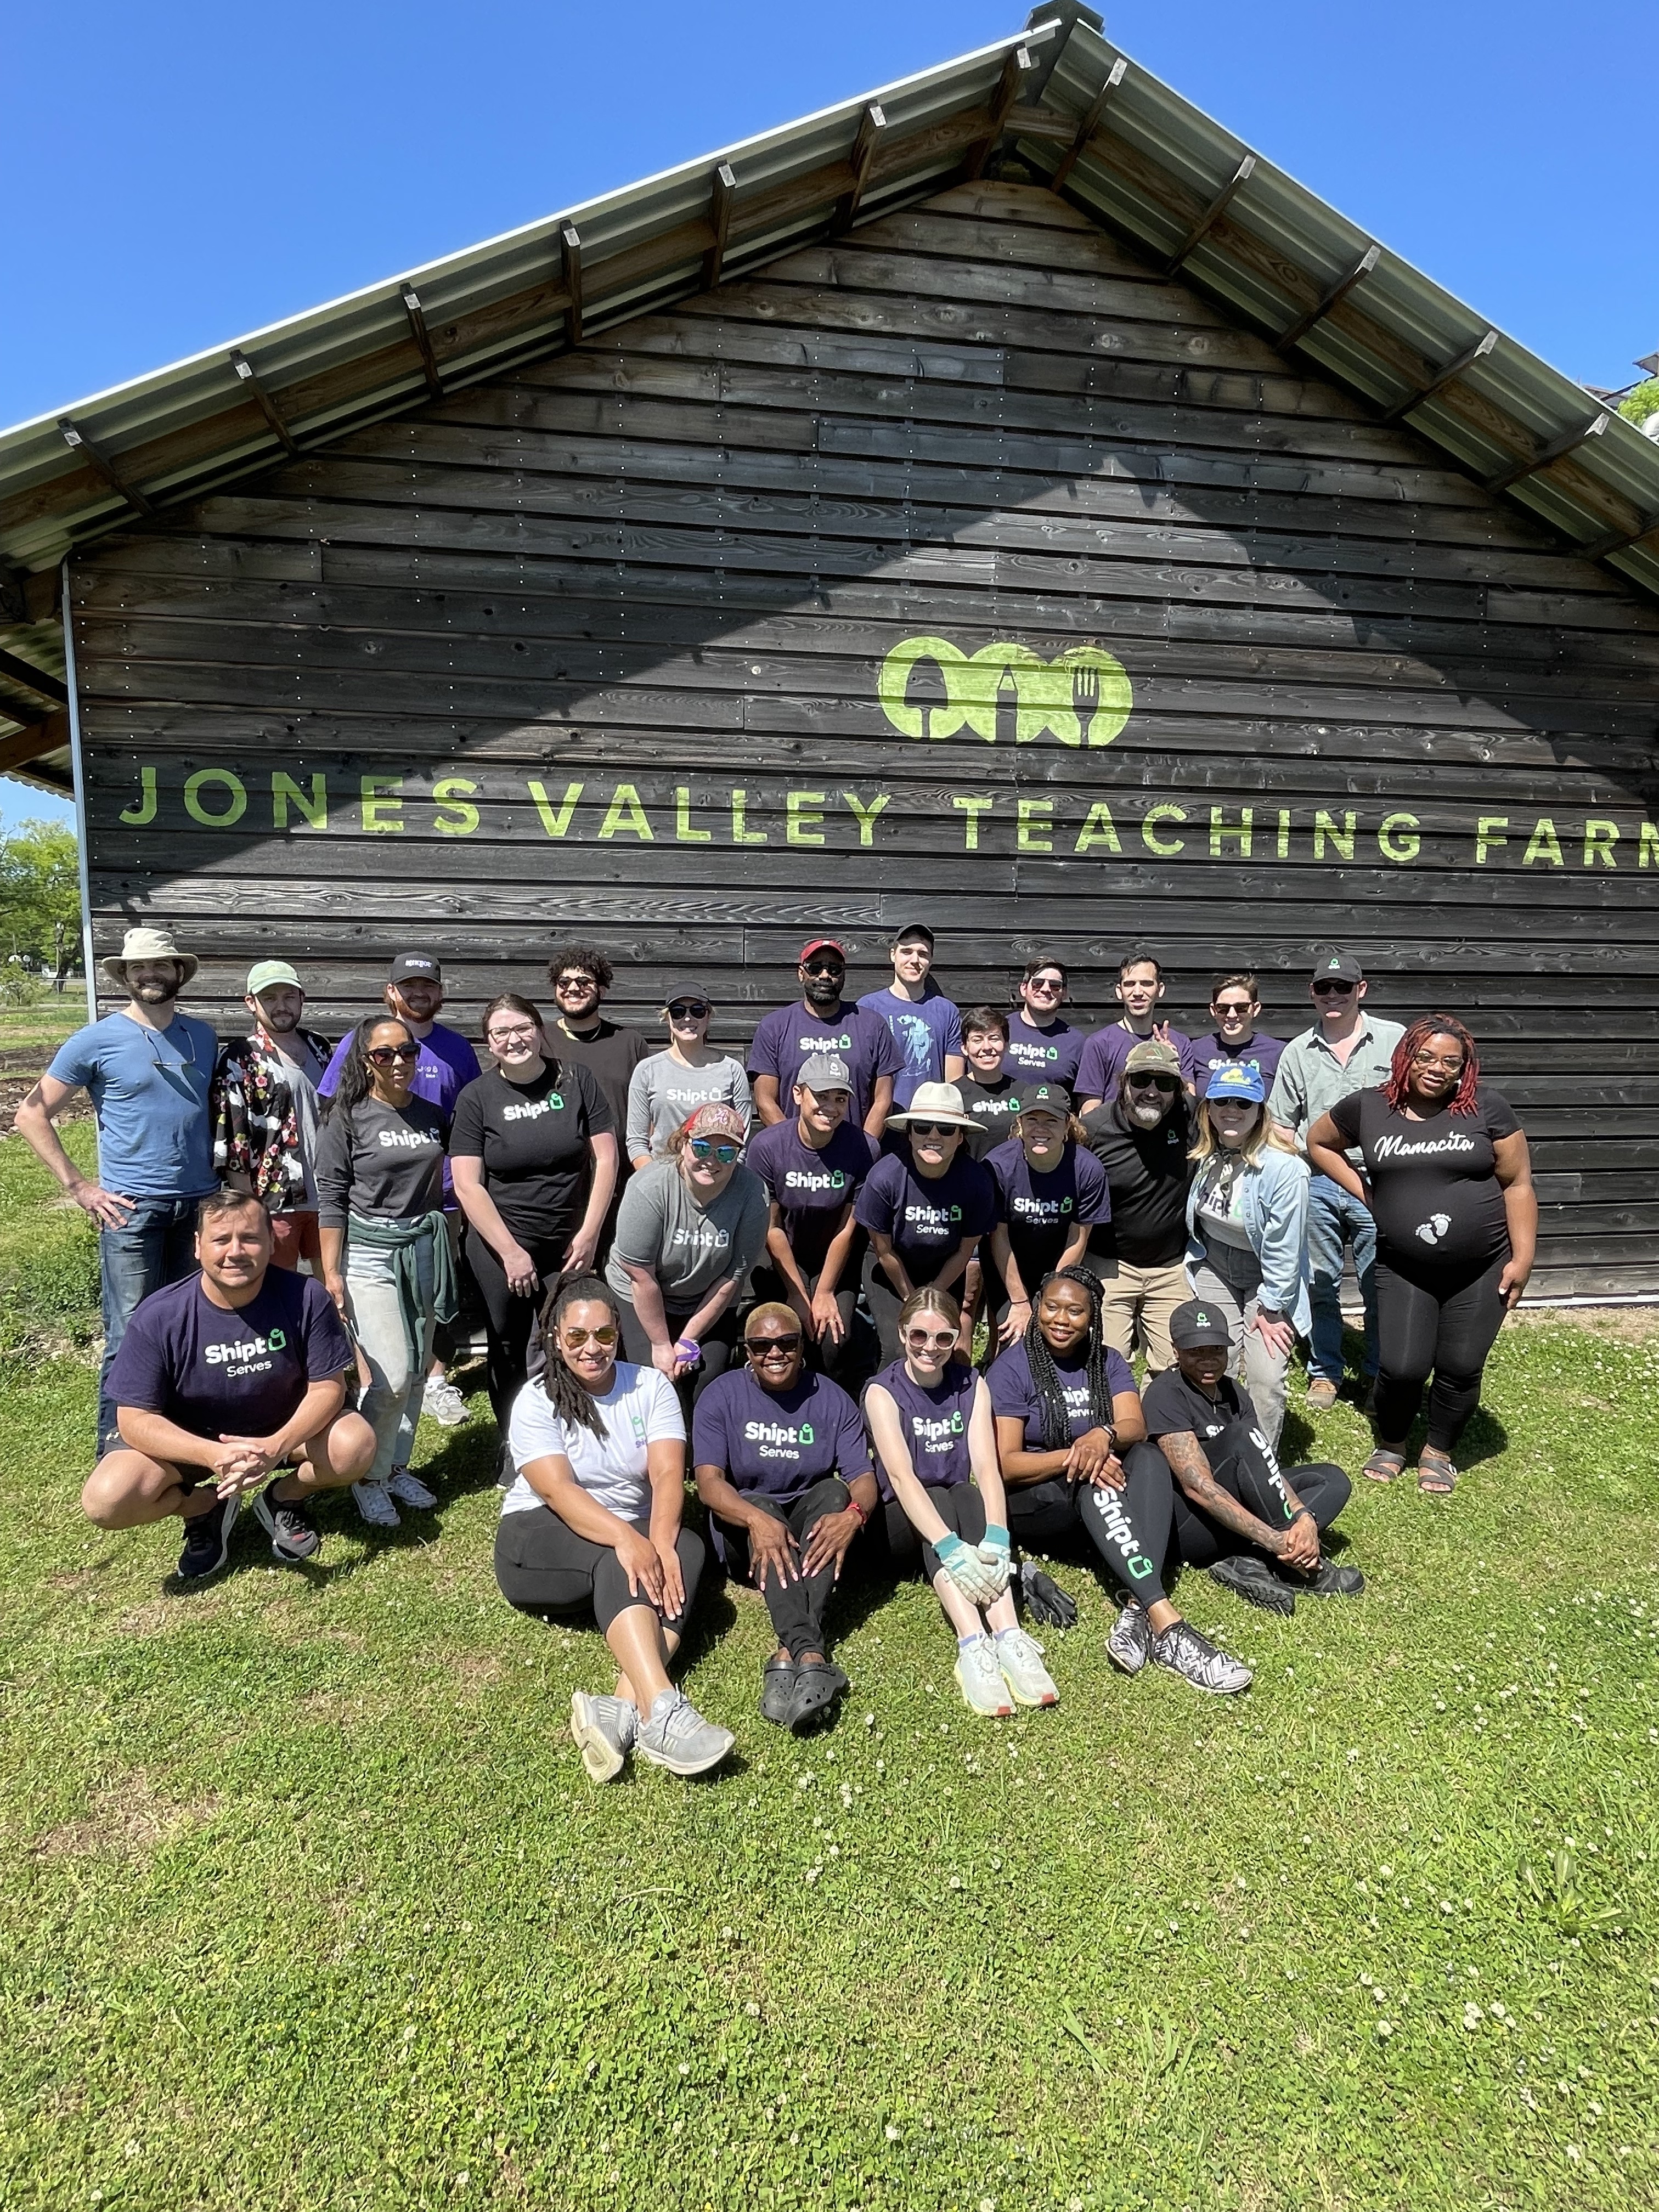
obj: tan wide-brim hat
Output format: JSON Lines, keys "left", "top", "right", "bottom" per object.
{"left": 886, "top": 1081, "right": 979, "bottom": 1135}
{"left": 100, "top": 924, "right": 199, "bottom": 988}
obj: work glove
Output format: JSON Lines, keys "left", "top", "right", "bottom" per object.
{"left": 933, "top": 1532, "right": 1001, "bottom": 1605}
{"left": 975, "top": 1524, "right": 1013, "bottom": 1598}
{"left": 1019, "top": 1560, "right": 1078, "bottom": 1630}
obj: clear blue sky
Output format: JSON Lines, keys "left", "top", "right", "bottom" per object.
{"left": 5, "top": 0, "right": 1652, "bottom": 826}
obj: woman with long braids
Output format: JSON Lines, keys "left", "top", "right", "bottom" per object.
{"left": 494, "top": 1272, "right": 734, "bottom": 1781}
{"left": 864, "top": 1285, "right": 1059, "bottom": 1717}
{"left": 1308, "top": 1015, "right": 1534, "bottom": 1493}
{"left": 316, "top": 1013, "right": 456, "bottom": 1528}
{"left": 988, "top": 1269, "right": 1251, "bottom": 1695}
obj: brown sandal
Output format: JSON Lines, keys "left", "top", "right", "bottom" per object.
{"left": 1417, "top": 1450, "right": 1457, "bottom": 1496}
{"left": 1362, "top": 1447, "right": 1406, "bottom": 1484}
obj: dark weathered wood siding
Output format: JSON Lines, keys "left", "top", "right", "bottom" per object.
{"left": 70, "top": 182, "right": 1659, "bottom": 1295}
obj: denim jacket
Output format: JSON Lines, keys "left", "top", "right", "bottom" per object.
{"left": 1185, "top": 1142, "right": 1312, "bottom": 1334}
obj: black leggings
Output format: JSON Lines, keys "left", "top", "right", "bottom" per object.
{"left": 614, "top": 1292, "right": 740, "bottom": 1413}
{"left": 715, "top": 1476, "right": 851, "bottom": 1660}
{"left": 883, "top": 1479, "right": 988, "bottom": 1582}
{"left": 465, "top": 1225, "right": 573, "bottom": 1430}
{"left": 1169, "top": 1454, "right": 1351, "bottom": 1571}
{"left": 1005, "top": 1438, "right": 1179, "bottom": 1606}
{"left": 493, "top": 1505, "right": 705, "bottom": 1635}
{"left": 1372, "top": 1252, "right": 1506, "bottom": 1455}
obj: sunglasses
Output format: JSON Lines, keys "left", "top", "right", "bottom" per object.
{"left": 667, "top": 1001, "right": 709, "bottom": 1020}
{"left": 1127, "top": 1074, "right": 1180, "bottom": 1094}
{"left": 905, "top": 1329, "right": 957, "bottom": 1351}
{"left": 689, "top": 1138, "right": 741, "bottom": 1164}
{"left": 745, "top": 1334, "right": 802, "bottom": 1357}
{"left": 555, "top": 973, "right": 597, "bottom": 991}
{"left": 366, "top": 1044, "right": 419, "bottom": 1065}
{"left": 909, "top": 1121, "right": 961, "bottom": 1139}
{"left": 560, "top": 1325, "right": 618, "bottom": 1349}
{"left": 803, "top": 961, "right": 844, "bottom": 978}
{"left": 1312, "top": 980, "right": 1356, "bottom": 997}
{"left": 1026, "top": 976, "right": 1064, "bottom": 994}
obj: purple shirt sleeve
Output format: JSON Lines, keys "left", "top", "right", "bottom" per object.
{"left": 1103, "top": 1346, "right": 1137, "bottom": 1400}
{"left": 745, "top": 1008, "right": 787, "bottom": 1086}
{"left": 105, "top": 1300, "right": 168, "bottom": 1412}
{"left": 1075, "top": 1028, "right": 1120, "bottom": 1103}
{"left": 828, "top": 1384, "right": 875, "bottom": 1477}
{"left": 690, "top": 1375, "right": 734, "bottom": 1469}
{"left": 853, "top": 1153, "right": 901, "bottom": 1236}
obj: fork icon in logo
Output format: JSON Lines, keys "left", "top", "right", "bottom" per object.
{"left": 1071, "top": 663, "right": 1102, "bottom": 746}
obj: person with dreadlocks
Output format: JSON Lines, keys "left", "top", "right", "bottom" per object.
{"left": 987, "top": 1268, "right": 1252, "bottom": 1695}
{"left": 1308, "top": 1016, "right": 1534, "bottom": 1493}
{"left": 494, "top": 1271, "right": 735, "bottom": 1781}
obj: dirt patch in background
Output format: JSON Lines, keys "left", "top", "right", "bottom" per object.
{"left": 31, "top": 1770, "right": 222, "bottom": 1859}
{"left": 1514, "top": 1305, "right": 1659, "bottom": 1342}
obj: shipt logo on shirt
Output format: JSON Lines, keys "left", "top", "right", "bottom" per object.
{"left": 911, "top": 1409, "right": 964, "bottom": 1450}
{"left": 802, "top": 1032, "right": 854, "bottom": 1053}
{"left": 504, "top": 1094, "right": 563, "bottom": 1121}
{"left": 744, "top": 1418, "right": 816, "bottom": 1461}
{"left": 1012, "top": 1193, "right": 1073, "bottom": 1221}
{"left": 205, "top": 1327, "right": 285, "bottom": 1378}
{"left": 785, "top": 1166, "right": 847, "bottom": 1194}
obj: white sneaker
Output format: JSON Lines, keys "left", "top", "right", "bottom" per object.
{"left": 953, "top": 1635, "right": 1013, "bottom": 1718}
{"left": 386, "top": 1466, "right": 437, "bottom": 1509}
{"left": 351, "top": 1480, "right": 400, "bottom": 1528}
{"left": 422, "top": 1376, "right": 468, "bottom": 1427}
{"left": 995, "top": 1626, "right": 1058, "bottom": 1708}
{"left": 635, "top": 1688, "right": 735, "bottom": 1776}
{"left": 570, "top": 1690, "right": 639, "bottom": 1782}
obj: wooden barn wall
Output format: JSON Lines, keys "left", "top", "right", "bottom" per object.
{"left": 68, "top": 182, "right": 1659, "bottom": 1297}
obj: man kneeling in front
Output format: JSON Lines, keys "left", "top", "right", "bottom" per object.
{"left": 82, "top": 1187, "right": 375, "bottom": 1579}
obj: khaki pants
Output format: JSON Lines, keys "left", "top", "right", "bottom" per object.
{"left": 1094, "top": 1258, "right": 1189, "bottom": 1374}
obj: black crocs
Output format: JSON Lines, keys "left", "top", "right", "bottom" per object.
{"left": 761, "top": 1656, "right": 799, "bottom": 1725}
{"left": 785, "top": 1660, "right": 848, "bottom": 1731}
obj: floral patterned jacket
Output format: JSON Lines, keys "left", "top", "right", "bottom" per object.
{"left": 210, "top": 1026, "right": 336, "bottom": 1210}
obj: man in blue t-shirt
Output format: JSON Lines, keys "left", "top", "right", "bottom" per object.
{"left": 18, "top": 926, "right": 220, "bottom": 1454}
{"left": 856, "top": 922, "right": 965, "bottom": 1109}
{"left": 82, "top": 1188, "right": 375, "bottom": 1582}
{"left": 747, "top": 936, "right": 905, "bottom": 1136}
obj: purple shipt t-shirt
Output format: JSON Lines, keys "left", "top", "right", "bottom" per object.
{"left": 1075, "top": 1024, "right": 1198, "bottom": 1103}
{"left": 746, "top": 1119, "right": 880, "bottom": 1272}
{"left": 865, "top": 1358, "right": 979, "bottom": 1497}
{"left": 692, "top": 1367, "right": 872, "bottom": 1502}
{"left": 985, "top": 1138, "right": 1111, "bottom": 1288}
{"left": 1194, "top": 1031, "right": 1285, "bottom": 1097}
{"left": 854, "top": 1150, "right": 997, "bottom": 1282}
{"left": 1002, "top": 1013, "right": 1082, "bottom": 1086}
{"left": 985, "top": 1336, "right": 1136, "bottom": 1448}
{"left": 746, "top": 1001, "right": 906, "bottom": 1127}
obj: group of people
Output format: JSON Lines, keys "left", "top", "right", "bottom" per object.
{"left": 24, "top": 920, "right": 1537, "bottom": 1782}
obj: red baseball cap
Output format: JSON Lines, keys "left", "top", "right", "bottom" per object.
{"left": 798, "top": 936, "right": 846, "bottom": 963}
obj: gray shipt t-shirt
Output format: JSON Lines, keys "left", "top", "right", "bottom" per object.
{"left": 625, "top": 1052, "right": 753, "bottom": 1159}
{"left": 605, "top": 1157, "right": 769, "bottom": 1312}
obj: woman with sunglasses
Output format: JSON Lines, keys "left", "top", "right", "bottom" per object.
{"left": 693, "top": 1302, "right": 878, "bottom": 1729}
{"left": 1307, "top": 1015, "right": 1534, "bottom": 1494}
{"left": 316, "top": 1015, "right": 456, "bottom": 1527}
{"left": 606, "top": 1102, "right": 769, "bottom": 1407}
{"left": 496, "top": 1272, "right": 733, "bottom": 1781}
{"left": 451, "top": 994, "right": 618, "bottom": 1437}
{"left": 854, "top": 1082, "right": 997, "bottom": 1367}
{"left": 984, "top": 1079, "right": 1110, "bottom": 1351}
{"left": 986, "top": 1268, "right": 1251, "bottom": 1694}
{"left": 865, "top": 1286, "right": 1058, "bottom": 1717}
{"left": 625, "top": 980, "right": 752, "bottom": 1168}
{"left": 1183, "top": 1060, "right": 1311, "bottom": 1454}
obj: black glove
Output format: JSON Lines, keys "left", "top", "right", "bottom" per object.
{"left": 1019, "top": 1561, "right": 1077, "bottom": 1630}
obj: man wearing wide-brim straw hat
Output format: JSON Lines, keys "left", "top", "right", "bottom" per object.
{"left": 16, "top": 926, "right": 220, "bottom": 1454}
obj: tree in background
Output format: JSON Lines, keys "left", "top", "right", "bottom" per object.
{"left": 0, "top": 821, "right": 81, "bottom": 989}
{"left": 1619, "top": 380, "right": 1659, "bottom": 436}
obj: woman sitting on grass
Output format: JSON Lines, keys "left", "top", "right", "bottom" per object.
{"left": 494, "top": 1272, "right": 734, "bottom": 1783}
{"left": 864, "top": 1285, "right": 1058, "bottom": 1718}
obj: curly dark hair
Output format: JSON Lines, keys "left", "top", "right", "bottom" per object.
{"left": 1385, "top": 1014, "right": 1481, "bottom": 1118}
{"left": 546, "top": 944, "right": 614, "bottom": 993}
{"left": 327, "top": 1014, "right": 415, "bottom": 1118}
{"left": 1024, "top": 1267, "right": 1117, "bottom": 1451}
{"left": 531, "top": 1272, "right": 623, "bottom": 1439}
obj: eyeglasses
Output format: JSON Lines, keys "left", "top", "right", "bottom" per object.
{"left": 1410, "top": 1049, "right": 1464, "bottom": 1072}
{"left": 555, "top": 973, "right": 597, "bottom": 991}
{"left": 1312, "top": 981, "right": 1356, "bottom": 998}
{"left": 1126, "top": 1074, "right": 1180, "bottom": 1094}
{"left": 560, "top": 1325, "right": 618, "bottom": 1349}
{"left": 366, "top": 1044, "right": 420, "bottom": 1065}
{"left": 487, "top": 1025, "right": 538, "bottom": 1046}
{"left": 907, "top": 1121, "right": 957, "bottom": 1138}
{"left": 905, "top": 1329, "right": 957, "bottom": 1351}
{"left": 745, "top": 1334, "right": 802, "bottom": 1358}
{"left": 667, "top": 1001, "right": 709, "bottom": 1020}
{"left": 689, "top": 1138, "right": 740, "bottom": 1164}
{"left": 1026, "top": 975, "right": 1063, "bottom": 994}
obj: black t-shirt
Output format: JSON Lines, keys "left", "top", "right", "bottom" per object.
{"left": 1080, "top": 1099, "right": 1193, "bottom": 1268}
{"left": 107, "top": 1270, "right": 356, "bottom": 1440}
{"left": 1141, "top": 1365, "right": 1291, "bottom": 1514}
{"left": 449, "top": 1060, "right": 613, "bottom": 1243}
{"left": 958, "top": 1073, "right": 1025, "bottom": 1158}
{"left": 554, "top": 1020, "right": 653, "bottom": 1170}
{"left": 315, "top": 1095, "right": 449, "bottom": 1228}
{"left": 1328, "top": 1084, "right": 1520, "bottom": 1273}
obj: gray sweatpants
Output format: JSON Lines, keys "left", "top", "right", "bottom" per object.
{"left": 345, "top": 1226, "right": 438, "bottom": 1482}
{"left": 1186, "top": 1237, "right": 1293, "bottom": 1454}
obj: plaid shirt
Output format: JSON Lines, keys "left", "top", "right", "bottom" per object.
{"left": 211, "top": 1026, "right": 335, "bottom": 1209}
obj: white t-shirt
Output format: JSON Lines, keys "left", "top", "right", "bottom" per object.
{"left": 501, "top": 1362, "right": 685, "bottom": 1520}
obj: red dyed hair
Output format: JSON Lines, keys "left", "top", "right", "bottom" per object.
{"left": 1386, "top": 1014, "right": 1481, "bottom": 1116}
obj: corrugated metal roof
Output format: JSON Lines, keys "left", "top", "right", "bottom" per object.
{"left": 4, "top": 2, "right": 1655, "bottom": 787}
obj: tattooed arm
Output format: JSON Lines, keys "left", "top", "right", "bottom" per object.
{"left": 1154, "top": 1427, "right": 1291, "bottom": 1559}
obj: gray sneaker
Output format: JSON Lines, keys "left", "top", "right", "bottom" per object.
{"left": 1107, "top": 1598, "right": 1154, "bottom": 1675}
{"left": 1152, "top": 1621, "right": 1252, "bottom": 1696}
{"left": 569, "top": 1690, "right": 639, "bottom": 1783}
{"left": 635, "top": 1689, "right": 734, "bottom": 1776}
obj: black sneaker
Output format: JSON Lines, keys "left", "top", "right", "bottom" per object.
{"left": 1280, "top": 1559, "right": 1365, "bottom": 1599}
{"left": 177, "top": 1492, "right": 240, "bottom": 1581}
{"left": 1208, "top": 1553, "right": 1296, "bottom": 1616}
{"left": 251, "top": 1479, "right": 320, "bottom": 1564}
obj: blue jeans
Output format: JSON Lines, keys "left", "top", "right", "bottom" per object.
{"left": 1306, "top": 1173, "right": 1377, "bottom": 1384}
{"left": 98, "top": 1195, "right": 202, "bottom": 1451}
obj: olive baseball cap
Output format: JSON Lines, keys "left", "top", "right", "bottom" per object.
{"left": 246, "top": 960, "right": 301, "bottom": 995}
{"left": 1123, "top": 1039, "right": 1183, "bottom": 1079}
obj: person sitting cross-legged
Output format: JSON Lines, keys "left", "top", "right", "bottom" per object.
{"left": 1142, "top": 1299, "right": 1364, "bottom": 1617}
{"left": 693, "top": 1303, "right": 878, "bottom": 1732}
{"left": 81, "top": 1188, "right": 375, "bottom": 1580}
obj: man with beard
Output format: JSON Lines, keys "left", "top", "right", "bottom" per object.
{"left": 748, "top": 938, "right": 904, "bottom": 1137}
{"left": 1079, "top": 1039, "right": 1194, "bottom": 1374}
{"left": 211, "top": 961, "right": 335, "bottom": 1271}
{"left": 19, "top": 926, "right": 220, "bottom": 1453}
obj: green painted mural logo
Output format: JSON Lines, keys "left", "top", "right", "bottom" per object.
{"left": 878, "top": 636, "right": 1132, "bottom": 747}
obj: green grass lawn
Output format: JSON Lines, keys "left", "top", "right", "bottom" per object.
{"left": 0, "top": 1132, "right": 1654, "bottom": 2210}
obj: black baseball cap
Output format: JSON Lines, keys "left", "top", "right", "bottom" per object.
{"left": 1020, "top": 1080, "right": 1073, "bottom": 1116}
{"left": 1311, "top": 950, "right": 1363, "bottom": 985}
{"left": 1169, "top": 1299, "right": 1232, "bottom": 1351}
{"left": 388, "top": 951, "right": 442, "bottom": 984}
{"left": 890, "top": 922, "right": 935, "bottom": 948}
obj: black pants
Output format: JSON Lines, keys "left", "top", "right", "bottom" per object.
{"left": 494, "top": 1504, "right": 704, "bottom": 1636}
{"left": 747, "top": 1262, "right": 863, "bottom": 1387}
{"left": 465, "top": 1224, "right": 573, "bottom": 1429}
{"left": 863, "top": 1250, "right": 967, "bottom": 1368}
{"left": 614, "top": 1291, "right": 740, "bottom": 1412}
{"left": 1168, "top": 1452, "right": 1351, "bottom": 1571}
{"left": 1005, "top": 1439, "right": 1179, "bottom": 1605}
{"left": 883, "top": 1479, "right": 988, "bottom": 1582}
{"left": 1372, "top": 1252, "right": 1506, "bottom": 1455}
{"left": 716, "top": 1476, "right": 851, "bottom": 1659}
